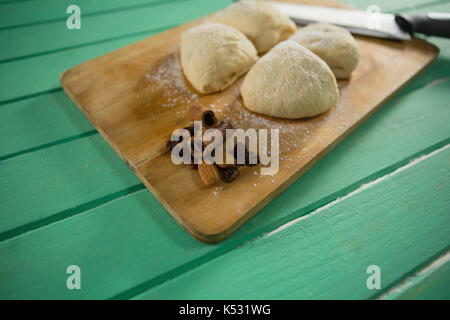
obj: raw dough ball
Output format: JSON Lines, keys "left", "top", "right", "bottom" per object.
{"left": 290, "top": 22, "right": 360, "bottom": 79}
{"left": 212, "top": 1, "right": 296, "bottom": 53}
{"left": 180, "top": 23, "right": 258, "bottom": 94}
{"left": 241, "top": 41, "right": 339, "bottom": 119}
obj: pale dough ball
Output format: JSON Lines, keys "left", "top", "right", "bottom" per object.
{"left": 241, "top": 41, "right": 339, "bottom": 119}
{"left": 290, "top": 22, "right": 360, "bottom": 79}
{"left": 212, "top": 1, "right": 296, "bottom": 53}
{"left": 180, "top": 23, "right": 258, "bottom": 94}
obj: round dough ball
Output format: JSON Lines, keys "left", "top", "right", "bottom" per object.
{"left": 212, "top": 1, "right": 296, "bottom": 53}
{"left": 180, "top": 23, "right": 258, "bottom": 94}
{"left": 290, "top": 22, "right": 360, "bottom": 79}
{"left": 241, "top": 41, "right": 339, "bottom": 119}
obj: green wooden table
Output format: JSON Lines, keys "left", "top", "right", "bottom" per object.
{"left": 0, "top": 0, "right": 449, "bottom": 300}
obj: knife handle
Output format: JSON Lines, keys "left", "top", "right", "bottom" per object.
{"left": 395, "top": 13, "right": 450, "bottom": 38}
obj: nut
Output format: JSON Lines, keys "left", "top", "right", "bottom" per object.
{"left": 198, "top": 162, "right": 220, "bottom": 187}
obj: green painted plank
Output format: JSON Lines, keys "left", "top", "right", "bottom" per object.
{"left": 1, "top": 36, "right": 448, "bottom": 159}
{"left": 0, "top": 0, "right": 230, "bottom": 104}
{"left": 398, "top": 40, "right": 450, "bottom": 97}
{"left": 402, "top": 0, "right": 450, "bottom": 12}
{"left": 395, "top": 257, "right": 450, "bottom": 300}
{"left": 0, "top": 32, "right": 447, "bottom": 153}
{"left": 0, "top": 80, "right": 449, "bottom": 299}
{"left": 135, "top": 146, "right": 450, "bottom": 299}
{"left": 0, "top": 90, "right": 93, "bottom": 160}
{"left": 1, "top": 78, "right": 449, "bottom": 237}
{"left": 0, "top": 189, "right": 203, "bottom": 299}
{"left": 0, "top": 0, "right": 442, "bottom": 62}
{"left": 377, "top": 250, "right": 450, "bottom": 300}
{"left": 0, "top": 0, "right": 34, "bottom": 2}
{"left": 0, "top": 1, "right": 447, "bottom": 104}
{"left": 0, "top": 134, "right": 141, "bottom": 238}
{"left": 0, "top": 0, "right": 440, "bottom": 31}
{"left": 0, "top": 0, "right": 446, "bottom": 300}
{"left": 0, "top": 0, "right": 182, "bottom": 30}
{"left": 0, "top": 0, "right": 231, "bottom": 62}
{"left": 0, "top": 0, "right": 448, "bottom": 230}
{"left": 0, "top": 32, "right": 151, "bottom": 104}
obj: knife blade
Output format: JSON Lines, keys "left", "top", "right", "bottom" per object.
{"left": 269, "top": 2, "right": 411, "bottom": 40}
{"left": 264, "top": 1, "right": 450, "bottom": 40}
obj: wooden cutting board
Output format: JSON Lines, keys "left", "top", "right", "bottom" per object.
{"left": 61, "top": 0, "right": 438, "bottom": 243}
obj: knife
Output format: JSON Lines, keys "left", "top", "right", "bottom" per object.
{"left": 258, "top": 1, "right": 450, "bottom": 40}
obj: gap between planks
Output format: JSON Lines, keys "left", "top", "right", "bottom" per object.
{"left": 0, "top": 0, "right": 192, "bottom": 32}
{"left": 114, "top": 142, "right": 450, "bottom": 299}
{"left": 266, "top": 143, "right": 450, "bottom": 237}
{"left": 0, "top": 1, "right": 448, "bottom": 298}
{"left": 0, "top": 184, "right": 145, "bottom": 242}
{"left": 0, "top": 118, "right": 448, "bottom": 243}
{"left": 0, "top": 87, "right": 62, "bottom": 107}
{"left": 0, "top": 0, "right": 446, "bottom": 237}
{"left": 1, "top": 64, "right": 447, "bottom": 161}
{"left": 0, "top": 0, "right": 442, "bottom": 32}
{"left": 0, "top": 130, "right": 97, "bottom": 162}
{"left": 0, "top": 0, "right": 231, "bottom": 65}
{"left": 0, "top": 0, "right": 37, "bottom": 5}
{"left": 0, "top": 0, "right": 437, "bottom": 65}
{"left": 376, "top": 248, "right": 450, "bottom": 300}
{"left": 0, "top": 24, "right": 179, "bottom": 65}
{"left": 0, "top": 0, "right": 446, "bottom": 106}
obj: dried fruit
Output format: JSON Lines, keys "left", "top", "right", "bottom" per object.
{"left": 166, "top": 140, "right": 178, "bottom": 153}
{"left": 218, "top": 166, "right": 239, "bottom": 183}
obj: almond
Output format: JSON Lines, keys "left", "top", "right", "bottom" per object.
{"left": 198, "top": 162, "right": 220, "bottom": 187}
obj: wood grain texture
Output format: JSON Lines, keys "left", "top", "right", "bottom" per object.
{"left": 1, "top": 60, "right": 448, "bottom": 301}
{"left": 135, "top": 146, "right": 450, "bottom": 299}
{"left": 61, "top": 0, "right": 439, "bottom": 243}
{"left": 0, "top": 0, "right": 448, "bottom": 300}
{"left": 2, "top": 30, "right": 447, "bottom": 159}
{"left": 0, "top": 1, "right": 446, "bottom": 105}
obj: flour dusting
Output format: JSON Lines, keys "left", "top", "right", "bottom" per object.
{"left": 222, "top": 98, "right": 342, "bottom": 160}
{"left": 142, "top": 53, "right": 200, "bottom": 110}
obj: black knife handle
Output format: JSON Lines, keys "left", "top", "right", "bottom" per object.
{"left": 395, "top": 13, "right": 450, "bottom": 38}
